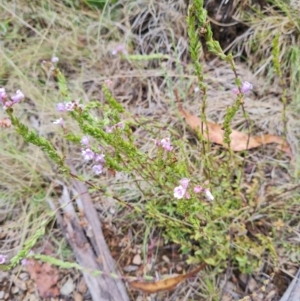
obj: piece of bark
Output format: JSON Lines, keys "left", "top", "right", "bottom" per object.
{"left": 70, "top": 169, "right": 129, "bottom": 300}
{"left": 48, "top": 180, "right": 129, "bottom": 301}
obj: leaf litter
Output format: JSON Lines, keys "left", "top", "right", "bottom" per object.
{"left": 129, "top": 263, "right": 206, "bottom": 293}
{"left": 23, "top": 259, "right": 60, "bottom": 298}
{"left": 178, "top": 104, "right": 293, "bottom": 158}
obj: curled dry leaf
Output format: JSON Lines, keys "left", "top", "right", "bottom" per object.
{"left": 179, "top": 105, "right": 292, "bottom": 158}
{"left": 24, "top": 259, "right": 59, "bottom": 298}
{"left": 129, "top": 263, "right": 206, "bottom": 293}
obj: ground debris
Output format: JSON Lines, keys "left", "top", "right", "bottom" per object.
{"left": 24, "top": 259, "right": 60, "bottom": 298}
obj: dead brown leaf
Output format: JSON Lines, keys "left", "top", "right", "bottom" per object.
{"left": 179, "top": 105, "right": 292, "bottom": 158}
{"left": 0, "top": 118, "right": 12, "bottom": 128}
{"left": 129, "top": 263, "right": 206, "bottom": 293}
{"left": 24, "top": 259, "right": 59, "bottom": 298}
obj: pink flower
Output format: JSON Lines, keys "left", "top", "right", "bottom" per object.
{"left": 56, "top": 103, "right": 66, "bottom": 112}
{"left": 51, "top": 57, "right": 59, "bottom": 63}
{"left": 115, "top": 122, "right": 125, "bottom": 130}
{"left": 204, "top": 189, "right": 214, "bottom": 201}
{"left": 3, "top": 100, "right": 13, "bottom": 110}
{"left": 95, "top": 153, "right": 105, "bottom": 163}
{"left": 105, "top": 122, "right": 125, "bottom": 133}
{"left": 53, "top": 118, "right": 64, "bottom": 126}
{"left": 160, "top": 138, "right": 173, "bottom": 152}
{"left": 174, "top": 178, "right": 191, "bottom": 199}
{"left": 241, "top": 81, "right": 253, "bottom": 94}
{"left": 65, "top": 102, "right": 75, "bottom": 111}
{"left": 21, "top": 259, "right": 28, "bottom": 266}
{"left": 105, "top": 126, "right": 113, "bottom": 133}
{"left": 21, "top": 257, "right": 34, "bottom": 266}
{"left": 92, "top": 164, "right": 103, "bottom": 175}
{"left": 11, "top": 90, "right": 24, "bottom": 104}
{"left": 73, "top": 99, "right": 84, "bottom": 110}
{"left": 1, "top": 89, "right": 24, "bottom": 109}
{"left": 232, "top": 81, "right": 253, "bottom": 95}
{"left": 81, "top": 136, "right": 89, "bottom": 146}
{"left": 154, "top": 139, "right": 161, "bottom": 147}
{"left": 232, "top": 88, "right": 239, "bottom": 95}
{"left": 56, "top": 100, "right": 83, "bottom": 112}
{"left": 185, "top": 191, "right": 191, "bottom": 199}
{"left": 104, "top": 79, "right": 113, "bottom": 87}
{"left": 0, "top": 88, "right": 7, "bottom": 104}
{"left": 179, "top": 178, "right": 189, "bottom": 189}
{"left": 112, "top": 44, "right": 127, "bottom": 56}
{"left": 193, "top": 185, "right": 203, "bottom": 193}
{"left": 0, "top": 254, "right": 7, "bottom": 264}
{"left": 81, "top": 148, "right": 95, "bottom": 161}
{"left": 174, "top": 185, "right": 186, "bottom": 199}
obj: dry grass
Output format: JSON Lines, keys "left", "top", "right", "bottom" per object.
{"left": 0, "top": 0, "right": 300, "bottom": 300}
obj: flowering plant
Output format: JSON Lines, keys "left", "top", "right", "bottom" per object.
{"left": 0, "top": 0, "right": 281, "bottom": 276}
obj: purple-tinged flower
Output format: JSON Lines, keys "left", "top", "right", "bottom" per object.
{"left": 73, "top": 99, "right": 84, "bottom": 110}
{"left": 112, "top": 44, "right": 127, "bottom": 56}
{"left": 3, "top": 100, "right": 13, "bottom": 110}
{"left": 81, "top": 136, "right": 89, "bottom": 146}
{"left": 0, "top": 254, "right": 7, "bottom": 264}
{"left": 53, "top": 118, "right": 64, "bottom": 126}
{"left": 92, "top": 164, "right": 103, "bottom": 175}
{"left": 232, "top": 88, "right": 239, "bottom": 95}
{"left": 57, "top": 100, "right": 83, "bottom": 112}
{"left": 11, "top": 90, "right": 24, "bottom": 104}
{"left": 56, "top": 103, "right": 66, "bottom": 112}
{"left": 105, "top": 122, "right": 125, "bottom": 133}
{"left": 174, "top": 185, "right": 186, "bottom": 199}
{"left": 185, "top": 191, "right": 191, "bottom": 199}
{"left": 241, "top": 81, "right": 253, "bottom": 94}
{"left": 160, "top": 138, "right": 173, "bottom": 152}
{"left": 232, "top": 81, "right": 253, "bottom": 95}
{"left": 115, "top": 122, "right": 125, "bottom": 130}
{"left": 51, "top": 57, "right": 59, "bottom": 63}
{"left": 193, "top": 185, "right": 203, "bottom": 193}
{"left": 0, "top": 88, "right": 7, "bottom": 104}
{"left": 52, "top": 117, "right": 64, "bottom": 127}
{"left": 154, "top": 139, "right": 161, "bottom": 147}
{"left": 162, "top": 144, "right": 173, "bottom": 152}
{"left": 204, "top": 189, "right": 214, "bottom": 201}
{"left": 95, "top": 153, "right": 105, "bottom": 163}
{"left": 180, "top": 178, "right": 189, "bottom": 189}
{"left": 65, "top": 102, "right": 75, "bottom": 111}
{"left": 21, "top": 257, "right": 34, "bottom": 266}
{"left": 81, "top": 148, "right": 95, "bottom": 161}
{"left": 105, "top": 126, "right": 113, "bottom": 133}
{"left": 104, "top": 79, "right": 113, "bottom": 87}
